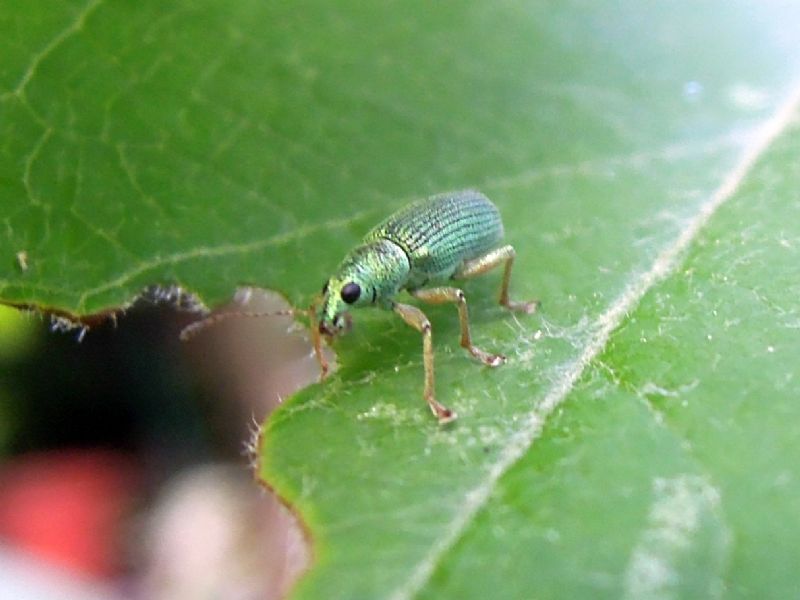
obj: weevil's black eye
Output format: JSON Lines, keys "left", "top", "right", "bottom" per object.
{"left": 340, "top": 282, "right": 361, "bottom": 304}
{"left": 322, "top": 281, "right": 329, "bottom": 295}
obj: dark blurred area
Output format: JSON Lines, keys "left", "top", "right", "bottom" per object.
{"left": 0, "top": 289, "right": 315, "bottom": 599}
{"left": 5, "top": 306, "right": 214, "bottom": 467}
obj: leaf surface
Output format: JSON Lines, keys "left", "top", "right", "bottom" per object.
{"left": 2, "top": 1, "right": 800, "bottom": 598}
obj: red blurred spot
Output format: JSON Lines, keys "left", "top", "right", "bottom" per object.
{"left": 0, "top": 450, "right": 137, "bottom": 579}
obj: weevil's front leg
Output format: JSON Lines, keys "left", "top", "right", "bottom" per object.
{"left": 308, "top": 301, "right": 330, "bottom": 381}
{"left": 411, "top": 287, "right": 505, "bottom": 367}
{"left": 392, "top": 302, "right": 456, "bottom": 424}
{"left": 454, "top": 245, "right": 539, "bottom": 313}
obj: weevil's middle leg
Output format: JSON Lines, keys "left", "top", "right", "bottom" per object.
{"left": 455, "top": 245, "right": 539, "bottom": 313}
{"left": 392, "top": 302, "right": 456, "bottom": 424}
{"left": 411, "top": 287, "right": 505, "bottom": 368}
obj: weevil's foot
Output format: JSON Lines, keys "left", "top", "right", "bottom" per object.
{"left": 428, "top": 398, "right": 457, "bottom": 424}
{"left": 437, "top": 408, "right": 458, "bottom": 425}
{"left": 468, "top": 345, "right": 507, "bottom": 368}
{"left": 486, "top": 353, "right": 506, "bottom": 367}
{"left": 503, "top": 298, "right": 540, "bottom": 314}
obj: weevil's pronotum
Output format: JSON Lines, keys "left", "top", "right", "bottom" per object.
{"left": 182, "top": 190, "right": 537, "bottom": 423}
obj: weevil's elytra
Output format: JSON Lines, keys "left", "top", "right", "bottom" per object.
{"left": 316, "top": 189, "right": 538, "bottom": 423}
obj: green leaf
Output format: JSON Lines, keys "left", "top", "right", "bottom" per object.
{"left": 2, "top": 1, "right": 800, "bottom": 598}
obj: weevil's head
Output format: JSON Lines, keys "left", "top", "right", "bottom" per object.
{"left": 317, "top": 274, "right": 369, "bottom": 338}
{"left": 316, "top": 240, "right": 410, "bottom": 339}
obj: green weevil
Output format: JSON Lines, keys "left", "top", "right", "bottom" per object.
{"left": 182, "top": 190, "right": 537, "bottom": 423}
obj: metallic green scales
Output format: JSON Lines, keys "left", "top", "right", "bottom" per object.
{"left": 364, "top": 190, "right": 503, "bottom": 288}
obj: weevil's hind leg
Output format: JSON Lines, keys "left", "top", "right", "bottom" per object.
{"left": 411, "top": 287, "right": 505, "bottom": 367}
{"left": 392, "top": 302, "right": 456, "bottom": 424}
{"left": 455, "top": 245, "right": 539, "bottom": 313}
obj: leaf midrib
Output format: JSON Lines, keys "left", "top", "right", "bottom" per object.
{"left": 387, "top": 84, "right": 800, "bottom": 600}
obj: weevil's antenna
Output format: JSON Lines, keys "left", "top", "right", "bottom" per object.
{"left": 179, "top": 309, "right": 297, "bottom": 342}
{"left": 180, "top": 297, "right": 332, "bottom": 381}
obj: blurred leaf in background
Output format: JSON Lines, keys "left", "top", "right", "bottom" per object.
{"left": 0, "top": 306, "right": 38, "bottom": 452}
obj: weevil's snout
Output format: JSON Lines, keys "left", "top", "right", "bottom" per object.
{"left": 318, "top": 320, "right": 336, "bottom": 337}
{"left": 319, "top": 275, "right": 360, "bottom": 338}
{"left": 319, "top": 321, "right": 334, "bottom": 337}
{"left": 318, "top": 313, "right": 352, "bottom": 338}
